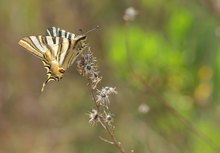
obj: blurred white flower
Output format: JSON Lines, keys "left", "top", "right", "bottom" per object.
{"left": 138, "top": 103, "right": 150, "bottom": 114}
{"left": 123, "top": 7, "right": 138, "bottom": 21}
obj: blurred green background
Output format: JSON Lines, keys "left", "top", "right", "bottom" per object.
{"left": 0, "top": 0, "right": 220, "bottom": 153}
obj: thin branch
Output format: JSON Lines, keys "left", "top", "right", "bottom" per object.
{"left": 99, "top": 118, "right": 126, "bottom": 153}
{"left": 88, "top": 80, "right": 99, "bottom": 111}
{"left": 99, "top": 136, "right": 114, "bottom": 144}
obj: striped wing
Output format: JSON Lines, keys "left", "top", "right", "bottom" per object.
{"left": 18, "top": 36, "right": 48, "bottom": 59}
{"left": 58, "top": 35, "right": 87, "bottom": 69}
{"left": 46, "top": 27, "right": 87, "bottom": 69}
{"left": 18, "top": 35, "right": 87, "bottom": 70}
{"left": 46, "top": 27, "right": 75, "bottom": 39}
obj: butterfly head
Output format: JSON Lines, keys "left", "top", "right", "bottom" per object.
{"left": 57, "top": 67, "right": 65, "bottom": 79}
{"left": 51, "top": 65, "right": 65, "bottom": 80}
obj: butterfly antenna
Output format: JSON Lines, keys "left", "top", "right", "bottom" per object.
{"left": 85, "top": 25, "right": 99, "bottom": 35}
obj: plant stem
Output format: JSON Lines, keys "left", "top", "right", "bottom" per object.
{"left": 88, "top": 80, "right": 127, "bottom": 153}
{"left": 99, "top": 119, "right": 126, "bottom": 153}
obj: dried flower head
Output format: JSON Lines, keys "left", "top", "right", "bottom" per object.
{"left": 77, "top": 48, "right": 102, "bottom": 89}
{"left": 77, "top": 49, "right": 97, "bottom": 76}
{"left": 88, "top": 109, "right": 100, "bottom": 125}
{"left": 123, "top": 7, "right": 138, "bottom": 22}
{"left": 104, "top": 111, "right": 114, "bottom": 126}
{"left": 103, "top": 87, "right": 118, "bottom": 95}
{"left": 96, "top": 87, "right": 117, "bottom": 107}
{"left": 97, "top": 91, "right": 110, "bottom": 107}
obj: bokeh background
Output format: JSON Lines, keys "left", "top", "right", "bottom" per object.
{"left": 0, "top": 0, "right": 220, "bottom": 153}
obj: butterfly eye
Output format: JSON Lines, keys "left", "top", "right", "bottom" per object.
{"left": 59, "top": 68, "right": 65, "bottom": 74}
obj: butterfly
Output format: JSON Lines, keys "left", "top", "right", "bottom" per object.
{"left": 18, "top": 27, "right": 87, "bottom": 92}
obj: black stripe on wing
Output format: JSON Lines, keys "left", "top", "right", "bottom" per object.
{"left": 46, "top": 27, "right": 75, "bottom": 39}
{"left": 18, "top": 36, "right": 49, "bottom": 59}
{"left": 60, "top": 35, "right": 87, "bottom": 69}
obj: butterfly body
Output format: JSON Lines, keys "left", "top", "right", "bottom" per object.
{"left": 18, "top": 27, "right": 87, "bottom": 91}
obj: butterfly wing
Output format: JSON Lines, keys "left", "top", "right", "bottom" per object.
{"left": 58, "top": 35, "right": 87, "bottom": 70}
{"left": 46, "top": 27, "right": 75, "bottom": 39}
{"left": 18, "top": 36, "right": 48, "bottom": 59}
{"left": 46, "top": 27, "right": 87, "bottom": 69}
{"left": 19, "top": 35, "right": 70, "bottom": 61}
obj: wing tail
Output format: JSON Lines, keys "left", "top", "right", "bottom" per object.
{"left": 41, "top": 76, "right": 56, "bottom": 92}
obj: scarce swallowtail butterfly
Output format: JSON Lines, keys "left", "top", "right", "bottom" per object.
{"left": 18, "top": 27, "right": 87, "bottom": 92}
